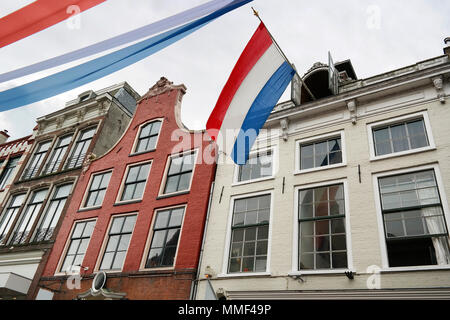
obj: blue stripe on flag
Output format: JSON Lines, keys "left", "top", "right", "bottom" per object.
{"left": 0, "top": 0, "right": 252, "bottom": 111}
{"left": 231, "top": 61, "right": 294, "bottom": 164}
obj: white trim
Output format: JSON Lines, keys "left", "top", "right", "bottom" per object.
{"left": 216, "top": 272, "right": 271, "bottom": 278}
{"left": 232, "top": 146, "right": 276, "bottom": 186}
{"left": 221, "top": 189, "right": 274, "bottom": 276}
{"left": 54, "top": 218, "right": 98, "bottom": 276}
{"left": 94, "top": 212, "right": 138, "bottom": 273}
{"left": 289, "top": 268, "right": 356, "bottom": 276}
{"left": 294, "top": 130, "right": 347, "bottom": 175}
{"left": 114, "top": 160, "right": 152, "bottom": 205}
{"left": 79, "top": 169, "right": 113, "bottom": 210}
{"left": 372, "top": 163, "right": 450, "bottom": 269}
{"left": 367, "top": 111, "right": 436, "bottom": 161}
{"left": 139, "top": 204, "right": 187, "bottom": 271}
{"left": 158, "top": 149, "right": 199, "bottom": 197}
{"left": 292, "top": 179, "right": 354, "bottom": 273}
{"left": 129, "top": 118, "right": 164, "bottom": 156}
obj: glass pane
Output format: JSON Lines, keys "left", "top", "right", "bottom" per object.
{"left": 247, "top": 197, "right": 258, "bottom": 211}
{"left": 55, "top": 184, "right": 72, "bottom": 198}
{"left": 140, "top": 123, "right": 152, "bottom": 137}
{"left": 257, "top": 226, "right": 269, "bottom": 240}
{"left": 150, "top": 121, "right": 161, "bottom": 135}
{"left": 83, "top": 221, "right": 96, "bottom": 237}
{"left": 164, "top": 176, "right": 178, "bottom": 194}
{"left": 331, "top": 235, "right": 347, "bottom": 251}
{"left": 151, "top": 230, "right": 166, "bottom": 248}
{"left": 155, "top": 210, "right": 170, "bottom": 229}
{"left": 314, "top": 187, "right": 328, "bottom": 202}
{"left": 316, "top": 236, "right": 330, "bottom": 251}
{"left": 242, "top": 257, "right": 254, "bottom": 272}
{"left": 132, "top": 181, "right": 146, "bottom": 199}
{"left": 234, "top": 199, "right": 246, "bottom": 213}
{"left": 229, "top": 258, "right": 241, "bottom": 273}
{"left": 90, "top": 174, "right": 103, "bottom": 190}
{"left": 331, "top": 218, "right": 346, "bottom": 234}
{"left": 80, "top": 127, "right": 96, "bottom": 140}
{"left": 256, "top": 240, "right": 268, "bottom": 255}
{"left": 243, "top": 242, "right": 255, "bottom": 256}
{"left": 314, "top": 142, "right": 328, "bottom": 167}
{"left": 315, "top": 220, "right": 329, "bottom": 235}
{"left": 120, "top": 185, "right": 134, "bottom": 201}
{"left": 126, "top": 166, "right": 140, "bottom": 183}
{"left": 385, "top": 220, "right": 404, "bottom": 238}
{"left": 257, "top": 209, "right": 269, "bottom": 224}
{"left": 300, "top": 144, "right": 314, "bottom": 170}
{"left": 232, "top": 212, "right": 244, "bottom": 227}
{"left": 391, "top": 124, "right": 409, "bottom": 152}
{"left": 78, "top": 238, "right": 90, "bottom": 254}
{"left": 300, "top": 221, "right": 314, "bottom": 237}
{"left": 300, "top": 236, "right": 314, "bottom": 253}
{"left": 329, "top": 200, "right": 344, "bottom": 216}
{"left": 230, "top": 242, "right": 242, "bottom": 257}
{"left": 300, "top": 253, "right": 314, "bottom": 270}
{"left": 67, "top": 239, "right": 80, "bottom": 255}
{"left": 117, "top": 234, "right": 131, "bottom": 251}
{"left": 316, "top": 253, "right": 331, "bottom": 269}
{"left": 147, "top": 136, "right": 158, "bottom": 150}
{"left": 165, "top": 229, "right": 180, "bottom": 246}
{"left": 245, "top": 228, "right": 256, "bottom": 241}
{"left": 300, "top": 204, "right": 313, "bottom": 219}
{"left": 255, "top": 257, "right": 266, "bottom": 272}
{"left": 232, "top": 229, "right": 244, "bottom": 242}
{"left": 106, "top": 235, "right": 119, "bottom": 251}
{"left": 375, "top": 140, "right": 392, "bottom": 156}
{"left": 112, "top": 251, "right": 126, "bottom": 269}
{"left": 137, "top": 164, "right": 150, "bottom": 181}
{"left": 168, "top": 208, "right": 184, "bottom": 227}
{"left": 168, "top": 157, "right": 183, "bottom": 175}
{"left": 181, "top": 154, "right": 195, "bottom": 172}
{"left": 146, "top": 248, "right": 162, "bottom": 267}
{"left": 329, "top": 151, "right": 342, "bottom": 165}
{"left": 110, "top": 217, "right": 124, "bottom": 234}
{"left": 177, "top": 172, "right": 191, "bottom": 191}
{"left": 72, "top": 223, "right": 85, "bottom": 238}
{"left": 100, "top": 252, "right": 114, "bottom": 270}
{"left": 162, "top": 246, "right": 176, "bottom": 266}
{"left": 245, "top": 210, "right": 257, "bottom": 225}
{"left": 332, "top": 252, "right": 347, "bottom": 269}
{"left": 238, "top": 165, "right": 251, "bottom": 182}
{"left": 315, "top": 202, "right": 329, "bottom": 217}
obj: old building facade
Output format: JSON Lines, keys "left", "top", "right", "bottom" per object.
{"left": 195, "top": 45, "right": 450, "bottom": 299}
{"left": 33, "top": 78, "right": 216, "bottom": 300}
{"left": 0, "top": 82, "right": 139, "bottom": 299}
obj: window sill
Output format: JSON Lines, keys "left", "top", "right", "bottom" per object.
{"left": 289, "top": 269, "right": 355, "bottom": 276}
{"left": 369, "top": 146, "right": 436, "bottom": 162}
{"left": 379, "top": 265, "right": 450, "bottom": 273}
{"left": 77, "top": 205, "right": 102, "bottom": 212}
{"left": 156, "top": 190, "right": 190, "bottom": 200}
{"left": 294, "top": 163, "right": 346, "bottom": 175}
{"left": 129, "top": 149, "right": 156, "bottom": 157}
{"left": 113, "top": 199, "right": 142, "bottom": 207}
{"left": 139, "top": 266, "right": 174, "bottom": 272}
{"left": 231, "top": 176, "right": 275, "bottom": 187}
{"left": 216, "top": 272, "right": 271, "bottom": 279}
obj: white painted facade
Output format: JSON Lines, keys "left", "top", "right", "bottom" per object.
{"left": 196, "top": 53, "right": 450, "bottom": 299}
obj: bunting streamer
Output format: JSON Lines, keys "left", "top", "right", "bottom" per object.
{"left": 0, "top": 0, "right": 234, "bottom": 84}
{"left": 0, "top": 0, "right": 106, "bottom": 49}
{"left": 0, "top": 0, "right": 252, "bottom": 111}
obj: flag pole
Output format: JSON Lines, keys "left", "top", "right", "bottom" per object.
{"left": 251, "top": 7, "right": 316, "bottom": 101}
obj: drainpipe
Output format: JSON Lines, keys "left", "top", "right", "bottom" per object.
{"left": 190, "top": 178, "right": 216, "bottom": 300}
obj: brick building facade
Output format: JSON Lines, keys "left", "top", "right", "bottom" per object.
{"left": 33, "top": 77, "right": 216, "bottom": 300}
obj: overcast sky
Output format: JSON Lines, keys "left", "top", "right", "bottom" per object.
{"left": 0, "top": 0, "right": 449, "bottom": 140}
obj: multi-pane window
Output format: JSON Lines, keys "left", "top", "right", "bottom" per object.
{"left": 378, "top": 170, "right": 450, "bottom": 267}
{"left": 228, "top": 195, "right": 270, "bottom": 273}
{"left": 22, "top": 141, "right": 52, "bottom": 179}
{"left": 84, "top": 171, "right": 112, "bottom": 207}
{"left": 9, "top": 189, "right": 48, "bottom": 245}
{"left": 60, "top": 220, "right": 96, "bottom": 272}
{"left": 33, "top": 184, "right": 72, "bottom": 242}
{"left": 300, "top": 137, "right": 342, "bottom": 170}
{"left": 44, "top": 134, "right": 73, "bottom": 174}
{"left": 373, "top": 118, "right": 429, "bottom": 156}
{"left": 298, "top": 184, "right": 347, "bottom": 270}
{"left": 163, "top": 152, "right": 196, "bottom": 194}
{"left": 145, "top": 207, "right": 184, "bottom": 268}
{"left": 99, "top": 215, "right": 137, "bottom": 271}
{"left": 237, "top": 150, "right": 273, "bottom": 182}
{"left": 0, "top": 157, "right": 20, "bottom": 189}
{"left": 0, "top": 194, "right": 25, "bottom": 245}
{"left": 65, "top": 127, "right": 96, "bottom": 169}
{"left": 134, "top": 121, "right": 161, "bottom": 153}
{"left": 120, "top": 163, "right": 150, "bottom": 201}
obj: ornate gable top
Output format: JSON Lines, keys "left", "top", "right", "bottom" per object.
{"left": 138, "top": 77, "right": 186, "bottom": 102}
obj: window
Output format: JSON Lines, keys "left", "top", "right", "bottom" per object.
{"left": 134, "top": 120, "right": 161, "bottom": 153}
{"left": 60, "top": 220, "right": 96, "bottom": 273}
{"left": 298, "top": 184, "right": 348, "bottom": 270}
{"left": 84, "top": 171, "right": 112, "bottom": 208}
{"left": 9, "top": 189, "right": 48, "bottom": 245}
{"left": 22, "top": 141, "right": 52, "bottom": 179}
{"left": 228, "top": 194, "right": 270, "bottom": 273}
{"left": 33, "top": 183, "right": 72, "bottom": 242}
{"left": 299, "top": 136, "right": 342, "bottom": 171}
{"left": 0, "top": 157, "right": 20, "bottom": 189}
{"left": 163, "top": 151, "right": 196, "bottom": 195}
{"left": 145, "top": 207, "right": 184, "bottom": 268}
{"left": 43, "top": 134, "right": 73, "bottom": 174}
{"left": 236, "top": 150, "right": 273, "bottom": 183}
{"left": 0, "top": 194, "right": 25, "bottom": 245}
{"left": 373, "top": 119, "right": 429, "bottom": 156}
{"left": 119, "top": 163, "right": 150, "bottom": 202}
{"left": 378, "top": 170, "right": 450, "bottom": 267}
{"left": 99, "top": 215, "right": 137, "bottom": 271}
{"left": 65, "top": 127, "right": 96, "bottom": 169}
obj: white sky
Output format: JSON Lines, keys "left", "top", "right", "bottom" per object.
{"left": 0, "top": 0, "right": 449, "bottom": 140}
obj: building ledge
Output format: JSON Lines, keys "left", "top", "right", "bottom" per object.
{"left": 0, "top": 272, "right": 32, "bottom": 298}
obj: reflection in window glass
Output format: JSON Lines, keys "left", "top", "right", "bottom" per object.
{"left": 300, "top": 137, "right": 342, "bottom": 170}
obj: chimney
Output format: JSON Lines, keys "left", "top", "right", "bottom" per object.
{"left": 444, "top": 37, "right": 450, "bottom": 56}
{"left": 0, "top": 130, "right": 9, "bottom": 144}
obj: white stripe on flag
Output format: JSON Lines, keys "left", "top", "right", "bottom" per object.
{"left": 217, "top": 43, "right": 284, "bottom": 157}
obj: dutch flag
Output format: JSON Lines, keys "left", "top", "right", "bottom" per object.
{"left": 206, "top": 22, "right": 295, "bottom": 164}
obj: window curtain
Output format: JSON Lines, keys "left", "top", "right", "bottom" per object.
{"left": 423, "top": 206, "right": 450, "bottom": 265}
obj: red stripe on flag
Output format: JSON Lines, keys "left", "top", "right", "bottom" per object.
{"left": 206, "top": 22, "right": 272, "bottom": 141}
{"left": 0, "top": 0, "right": 106, "bottom": 49}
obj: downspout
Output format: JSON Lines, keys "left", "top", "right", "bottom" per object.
{"left": 190, "top": 176, "right": 216, "bottom": 300}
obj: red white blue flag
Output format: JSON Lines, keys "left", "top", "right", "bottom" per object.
{"left": 206, "top": 22, "right": 295, "bottom": 164}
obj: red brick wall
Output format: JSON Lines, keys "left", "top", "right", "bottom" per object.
{"left": 35, "top": 85, "right": 216, "bottom": 299}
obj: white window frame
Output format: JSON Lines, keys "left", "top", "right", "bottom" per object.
{"left": 218, "top": 190, "right": 274, "bottom": 278}
{"left": 367, "top": 111, "right": 436, "bottom": 161}
{"left": 372, "top": 163, "right": 450, "bottom": 272}
{"left": 139, "top": 204, "right": 187, "bottom": 271}
{"left": 290, "top": 179, "right": 354, "bottom": 275}
{"left": 158, "top": 149, "right": 199, "bottom": 198}
{"left": 64, "top": 125, "right": 98, "bottom": 170}
{"left": 79, "top": 169, "right": 113, "bottom": 210}
{"left": 94, "top": 212, "right": 138, "bottom": 273}
{"left": 130, "top": 118, "right": 163, "bottom": 156}
{"left": 295, "top": 130, "right": 347, "bottom": 175}
{"left": 232, "top": 146, "right": 276, "bottom": 186}
{"left": 115, "top": 160, "right": 152, "bottom": 205}
{"left": 54, "top": 218, "right": 97, "bottom": 276}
